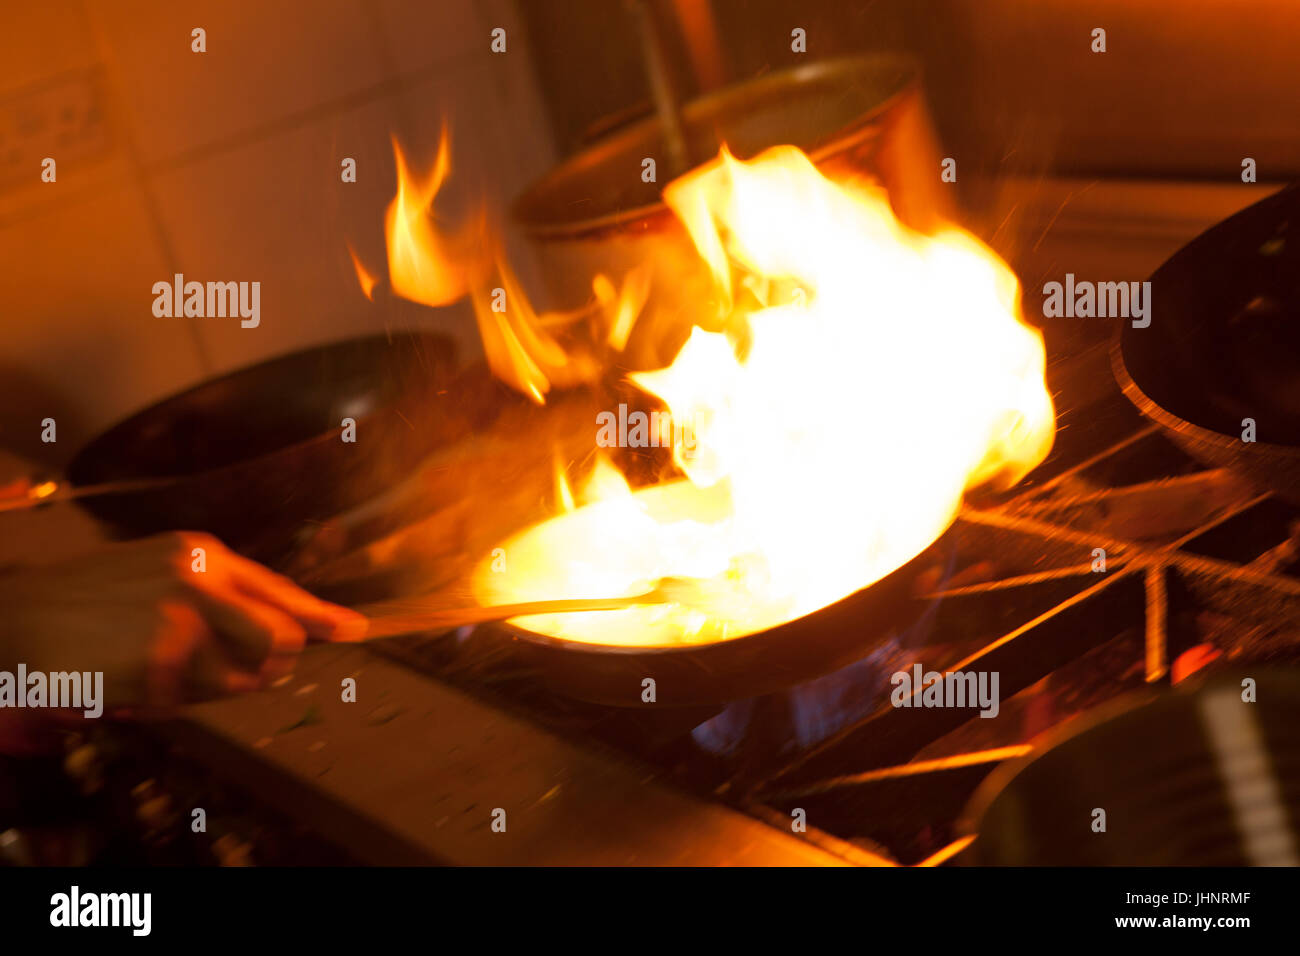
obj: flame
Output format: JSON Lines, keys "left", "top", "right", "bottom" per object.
{"left": 384, "top": 129, "right": 484, "bottom": 307}
{"left": 468, "top": 256, "right": 583, "bottom": 403}
{"left": 366, "top": 128, "right": 1054, "bottom": 647}
{"left": 554, "top": 454, "right": 576, "bottom": 513}
{"left": 29, "top": 480, "right": 57, "bottom": 500}
{"left": 593, "top": 264, "right": 652, "bottom": 351}
{"left": 580, "top": 453, "right": 634, "bottom": 504}
{"left": 472, "top": 144, "right": 1055, "bottom": 646}
{"left": 381, "top": 129, "right": 622, "bottom": 403}
{"left": 347, "top": 243, "right": 379, "bottom": 301}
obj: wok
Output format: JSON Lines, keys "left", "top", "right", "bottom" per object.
{"left": 1113, "top": 183, "right": 1300, "bottom": 501}
{"left": 66, "top": 332, "right": 478, "bottom": 568}
{"left": 425, "top": 57, "right": 950, "bottom": 707}
{"left": 461, "top": 534, "right": 949, "bottom": 708}
{"left": 960, "top": 669, "right": 1300, "bottom": 865}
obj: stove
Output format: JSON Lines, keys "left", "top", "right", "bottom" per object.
{"left": 355, "top": 339, "right": 1300, "bottom": 865}
{"left": 32, "top": 324, "right": 1292, "bottom": 867}
{"left": 10, "top": 177, "right": 1297, "bottom": 867}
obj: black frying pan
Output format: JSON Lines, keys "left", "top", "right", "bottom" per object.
{"left": 465, "top": 533, "right": 948, "bottom": 708}
{"left": 1113, "top": 183, "right": 1300, "bottom": 500}
{"left": 66, "top": 332, "right": 477, "bottom": 568}
{"left": 960, "top": 669, "right": 1300, "bottom": 865}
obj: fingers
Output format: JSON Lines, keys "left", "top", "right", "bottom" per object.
{"left": 221, "top": 550, "right": 368, "bottom": 642}
{"left": 148, "top": 600, "right": 286, "bottom": 706}
{"left": 147, "top": 532, "right": 367, "bottom": 704}
{"left": 192, "top": 590, "right": 306, "bottom": 680}
{"left": 182, "top": 641, "right": 265, "bottom": 702}
{"left": 161, "top": 530, "right": 365, "bottom": 641}
{"left": 147, "top": 601, "right": 207, "bottom": 708}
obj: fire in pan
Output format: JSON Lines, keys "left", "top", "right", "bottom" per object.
{"left": 46, "top": 58, "right": 1060, "bottom": 711}
{"left": 369, "top": 70, "right": 1061, "bottom": 708}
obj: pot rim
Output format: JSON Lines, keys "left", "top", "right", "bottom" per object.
{"left": 511, "top": 53, "right": 921, "bottom": 241}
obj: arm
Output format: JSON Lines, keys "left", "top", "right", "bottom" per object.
{"left": 0, "top": 532, "right": 366, "bottom": 712}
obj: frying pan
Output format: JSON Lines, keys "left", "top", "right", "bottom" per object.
{"left": 457, "top": 533, "right": 949, "bottom": 708}
{"left": 1113, "top": 183, "right": 1300, "bottom": 501}
{"left": 65, "top": 332, "right": 488, "bottom": 568}
{"left": 434, "top": 56, "right": 950, "bottom": 706}
{"left": 960, "top": 669, "right": 1300, "bottom": 865}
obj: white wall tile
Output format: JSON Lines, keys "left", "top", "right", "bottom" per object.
{"left": 0, "top": 0, "right": 560, "bottom": 464}
{"left": 0, "top": 1, "right": 100, "bottom": 91}
{"left": 371, "top": 0, "right": 485, "bottom": 75}
{"left": 0, "top": 184, "right": 206, "bottom": 464}
{"left": 84, "top": 0, "right": 389, "bottom": 167}
{"left": 0, "top": 3, "right": 132, "bottom": 224}
{"left": 147, "top": 92, "right": 485, "bottom": 372}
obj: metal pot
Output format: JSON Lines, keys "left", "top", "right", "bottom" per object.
{"left": 65, "top": 332, "right": 486, "bottom": 568}
{"left": 960, "top": 669, "right": 1300, "bottom": 865}
{"left": 1113, "top": 183, "right": 1300, "bottom": 502}
{"left": 511, "top": 54, "right": 950, "bottom": 370}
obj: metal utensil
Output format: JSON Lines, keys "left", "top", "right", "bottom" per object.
{"left": 0, "top": 476, "right": 177, "bottom": 514}
{"left": 356, "top": 578, "right": 703, "bottom": 640}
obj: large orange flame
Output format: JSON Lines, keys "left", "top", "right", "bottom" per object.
{"left": 378, "top": 128, "right": 638, "bottom": 403}
{"left": 384, "top": 130, "right": 481, "bottom": 307}
{"left": 374, "top": 133, "right": 1055, "bottom": 647}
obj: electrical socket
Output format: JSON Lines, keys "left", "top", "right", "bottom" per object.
{"left": 0, "top": 66, "right": 112, "bottom": 192}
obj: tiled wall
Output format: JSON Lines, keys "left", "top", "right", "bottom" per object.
{"left": 0, "top": 0, "right": 555, "bottom": 465}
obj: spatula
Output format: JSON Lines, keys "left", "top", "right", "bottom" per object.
{"left": 354, "top": 577, "right": 703, "bottom": 640}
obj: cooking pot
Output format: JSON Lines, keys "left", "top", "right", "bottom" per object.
{"left": 511, "top": 54, "right": 950, "bottom": 370}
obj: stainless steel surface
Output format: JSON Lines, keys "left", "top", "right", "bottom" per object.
{"left": 167, "top": 644, "right": 852, "bottom": 865}
{"left": 628, "top": 0, "right": 688, "bottom": 176}
{"left": 356, "top": 587, "right": 670, "bottom": 639}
